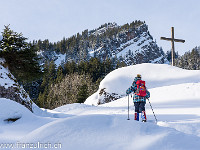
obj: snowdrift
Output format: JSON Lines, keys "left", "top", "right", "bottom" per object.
{"left": 1, "top": 63, "right": 200, "bottom": 150}
{"left": 14, "top": 114, "right": 200, "bottom": 150}
{"left": 85, "top": 63, "right": 200, "bottom": 105}
{"left": 0, "top": 98, "right": 57, "bottom": 143}
{"left": 0, "top": 98, "right": 34, "bottom": 124}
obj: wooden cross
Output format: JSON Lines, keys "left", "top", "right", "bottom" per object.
{"left": 160, "top": 27, "right": 185, "bottom": 66}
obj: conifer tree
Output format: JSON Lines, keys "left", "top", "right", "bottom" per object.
{"left": 40, "top": 61, "right": 56, "bottom": 92}
{"left": 0, "top": 25, "right": 41, "bottom": 83}
{"left": 56, "top": 65, "right": 64, "bottom": 83}
{"left": 77, "top": 84, "right": 88, "bottom": 103}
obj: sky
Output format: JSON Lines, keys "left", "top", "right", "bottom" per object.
{"left": 0, "top": 0, "right": 200, "bottom": 55}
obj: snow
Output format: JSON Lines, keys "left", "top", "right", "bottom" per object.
{"left": 1, "top": 63, "right": 200, "bottom": 150}
{"left": 87, "top": 26, "right": 164, "bottom": 64}
{"left": 151, "top": 55, "right": 165, "bottom": 63}
{"left": 0, "top": 61, "right": 16, "bottom": 88}
{"left": 54, "top": 53, "right": 66, "bottom": 67}
{"left": 85, "top": 63, "right": 200, "bottom": 105}
{"left": 88, "top": 46, "right": 103, "bottom": 57}
{"left": 0, "top": 98, "right": 33, "bottom": 123}
{"left": 0, "top": 63, "right": 35, "bottom": 105}
{"left": 37, "top": 50, "right": 66, "bottom": 68}
{"left": 0, "top": 98, "right": 52, "bottom": 142}
{"left": 89, "top": 22, "right": 118, "bottom": 36}
{"left": 116, "top": 33, "right": 152, "bottom": 58}
{"left": 0, "top": 35, "right": 2, "bottom": 41}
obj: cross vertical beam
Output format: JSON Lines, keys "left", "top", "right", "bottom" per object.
{"left": 171, "top": 27, "right": 175, "bottom": 66}
{"left": 161, "top": 27, "right": 185, "bottom": 66}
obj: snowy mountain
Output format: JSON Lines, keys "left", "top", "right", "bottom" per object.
{"left": 1, "top": 63, "right": 200, "bottom": 150}
{"left": 88, "top": 23, "right": 167, "bottom": 65}
{"left": 35, "top": 21, "right": 167, "bottom": 67}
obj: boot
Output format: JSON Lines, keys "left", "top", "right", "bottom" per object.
{"left": 134, "top": 112, "right": 139, "bottom": 121}
{"left": 141, "top": 111, "right": 147, "bottom": 122}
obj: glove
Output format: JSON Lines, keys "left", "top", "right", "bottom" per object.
{"left": 126, "top": 89, "right": 130, "bottom": 95}
{"left": 145, "top": 90, "right": 150, "bottom": 99}
{"left": 126, "top": 88, "right": 131, "bottom": 95}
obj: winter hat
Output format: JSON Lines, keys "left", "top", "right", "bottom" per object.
{"left": 137, "top": 74, "right": 141, "bottom": 79}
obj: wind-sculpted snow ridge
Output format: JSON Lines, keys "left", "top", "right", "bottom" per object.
{"left": 85, "top": 63, "right": 200, "bottom": 105}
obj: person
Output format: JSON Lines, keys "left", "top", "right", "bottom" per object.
{"left": 126, "top": 74, "right": 150, "bottom": 122}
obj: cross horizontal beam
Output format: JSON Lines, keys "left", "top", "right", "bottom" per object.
{"left": 160, "top": 27, "right": 185, "bottom": 66}
{"left": 160, "top": 37, "right": 185, "bottom": 43}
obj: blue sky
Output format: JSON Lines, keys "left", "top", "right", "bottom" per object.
{"left": 0, "top": 0, "right": 200, "bottom": 55}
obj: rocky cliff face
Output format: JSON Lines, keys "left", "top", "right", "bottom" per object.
{"left": 0, "top": 86, "right": 32, "bottom": 111}
{"left": 0, "top": 59, "right": 32, "bottom": 111}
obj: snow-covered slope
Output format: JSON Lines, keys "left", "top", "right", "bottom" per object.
{"left": 0, "top": 59, "right": 48, "bottom": 113}
{"left": 0, "top": 98, "right": 34, "bottom": 124}
{"left": 88, "top": 24, "right": 166, "bottom": 65}
{"left": 89, "top": 22, "right": 118, "bottom": 36}
{"left": 37, "top": 50, "right": 66, "bottom": 67}
{"left": 115, "top": 31, "right": 166, "bottom": 64}
{"left": 13, "top": 113, "right": 200, "bottom": 150}
{"left": 0, "top": 59, "right": 16, "bottom": 88}
{"left": 36, "top": 23, "right": 167, "bottom": 67}
{"left": 0, "top": 98, "right": 56, "bottom": 143}
{"left": 1, "top": 63, "right": 200, "bottom": 150}
{"left": 85, "top": 63, "right": 200, "bottom": 105}
{"left": 0, "top": 59, "right": 33, "bottom": 107}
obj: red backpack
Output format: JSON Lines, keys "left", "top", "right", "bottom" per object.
{"left": 135, "top": 80, "right": 146, "bottom": 97}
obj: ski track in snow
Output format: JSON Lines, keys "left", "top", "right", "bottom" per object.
{"left": 1, "top": 63, "right": 200, "bottom": 150}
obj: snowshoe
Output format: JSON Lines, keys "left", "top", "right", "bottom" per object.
{"left": 141, "top": 111, "right": 147, "bottom": 122}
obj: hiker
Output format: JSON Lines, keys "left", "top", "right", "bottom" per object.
{"left": 126, "top": 74, "right": 150, "bottom": 122}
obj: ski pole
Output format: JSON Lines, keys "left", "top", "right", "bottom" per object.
{"left": 127, "top": 94, "right": 130, "bottom": 120}
{"left": 147, "top": 98, "right": 157, "bottom": 123}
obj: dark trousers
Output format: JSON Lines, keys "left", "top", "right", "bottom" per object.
{"left": 134, "top": 102, "right": 145, "bottom": 113}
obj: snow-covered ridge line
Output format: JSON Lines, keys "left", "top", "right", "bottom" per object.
{"left": 36, "top": 23, "right": 166, "bottom": 67}
{"left": 88, "top": 23, "right": 166, "bottom": 65}
{"left": 89, "top": 22, "right": 118, "bottom": 36}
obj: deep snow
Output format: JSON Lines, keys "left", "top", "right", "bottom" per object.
{"left": 1, "top": 63, "right": 200, "bottom": 150}
{"left": 85, "top": 63, "right": 200, "bottom": 105}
